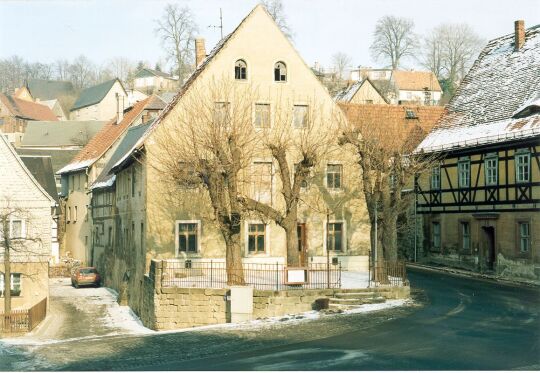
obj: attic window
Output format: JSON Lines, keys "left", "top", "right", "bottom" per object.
{"left": 274, "top": 62, "right": 287, "bottom": 82}
{"left": 405, "top": 109, "right": 418, "bottom": 119}
{"left": 235, "top": 59, "right": 247, "bottom": 80}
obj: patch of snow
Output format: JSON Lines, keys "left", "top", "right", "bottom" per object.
{"left": 56, "top": 159, "right": 95, "bottom": 175}
{"left": 341, "top": 271, "right": 370, "bottom": 288}
{"left": 90, "top": 175, "right": 115, "bottom": 190}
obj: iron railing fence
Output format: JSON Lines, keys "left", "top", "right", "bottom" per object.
{"left": 369, "top": 260, "right": 408, "bottom": 287}
{"left": 0, "top": 297, "right": 47, "bottom": 334}
{"left": 161, "top": 260, "right": 341, "bottom": 290}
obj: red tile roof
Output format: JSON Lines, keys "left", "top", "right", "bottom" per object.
{"left": 63, "top": 97, "right": 153, "bottom": 170}
{"left": 0, "top": 93, "right": 58, "bottom": 121}
{"left": 392, "top": 71, "right": 442, "bottom": 92}
{"left": 339, "top": 103, "right": 445, "bottom": 152}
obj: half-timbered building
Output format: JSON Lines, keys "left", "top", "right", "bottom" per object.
{"left": 415, "top": 21, "right": 540, "bottom": 282}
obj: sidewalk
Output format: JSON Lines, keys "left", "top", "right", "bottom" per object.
{"left": 407, "top": 262, "right": 540, "bottom": 288}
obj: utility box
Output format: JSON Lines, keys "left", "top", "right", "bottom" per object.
{"left": 230, "top": 286, "right": 253, "bottom": 323}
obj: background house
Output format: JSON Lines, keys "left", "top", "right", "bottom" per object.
{"left": 133, "top": 68, "right": 178, "bottom": 94}
{"left": 414, "top": 21, "right": 540, "bottom": 283}
{"left": 391, "top": 70, "right": 442, "bottom": 105}
{"left": 0, "top": 93, "right": 58, "bottom": 139}
{"left": 70, "top": 78, "right": 127, "bottom": 121}
{"left": 335, "top": 79, "right": 389, "bottom": 104}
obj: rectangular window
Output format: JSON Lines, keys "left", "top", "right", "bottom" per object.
{"left": 327, "top": 164, "right": 342, "bottom": 190}
{"left": 10, "top": 220, "right": 23, "bottom": 238}
{"left": 248, "top": 223, "right": 266, "bottom": 253}
{"left": 108, "top": 226, "right": 113, "bottom": 246}
{"left": 254, "top": 103, "right": 271, "bottom": 128}
{"left": 519, "top": 222, "right": 530, "bottom": 252}
{"left": 74, "top": 206, "right": 78, "bottom": 222}
{"left": 252, "top": 162, "right": 273, "bottom": 203}
{"left": 140, "top": 222, "right": 144, "bottom": 250}
{"left": 485, "top": 155, "right": 498, "bottom": 186}
{"left": 515, "top": 151, "right": 530, "bottom": 183}
{"left": 432, "top": 222, "right": 441, "bottom": 250}
{"left": 327, "top": 222, "right": 343, "bottom": 251}
{"left": 431, "top": 166, "right": 441, "bottom": 190}
{"left": 214, "top": 102, "right": 230, "bottom": 126}
{"left": 131, "top": 167, "right": 136, "bottom": 197}
{"left": 293, "top": 105, "right": 308, "bottom": 128}
{"left": 461, "top": 221, "right": 470, "bottom": 251}
{"left": 0, "top": 273, "right": 22, "bottom": 297}
{"left": 67, "top": 207, "right": 71, "bottom": 222}
{"left": 70, "top": 175, "right": 74, "bottom": 193}
{"left": 458, "top": 159, "right": 470, "bottom": 188}
{"left": 177, "top": 222, "right": 198, "bottom": 253}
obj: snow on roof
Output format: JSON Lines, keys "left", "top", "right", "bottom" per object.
{"left": 416, "top": 24, "right": 540, "bottom": 153}
{"left": 56, "top": 158, "right": 96, "bottom": 175}
{"left": 334, "top": 80, "right": 363, "bottom": 102}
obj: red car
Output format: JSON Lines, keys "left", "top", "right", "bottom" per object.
{"left": 71, "top": 267, "right": 101, "bottom": 288}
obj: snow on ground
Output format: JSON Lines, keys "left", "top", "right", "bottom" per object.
{"left": 341, "top": 271, "right": 370, "bottom": 288}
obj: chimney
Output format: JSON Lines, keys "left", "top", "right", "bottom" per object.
{"left": 195, "top": 38, "right": 206, "bottom": 68}
{"left": 116, "top": 93, "right": 124, "bottom": 124}
{"left": 515, "top": 20, "right": 525, "bottom": 51}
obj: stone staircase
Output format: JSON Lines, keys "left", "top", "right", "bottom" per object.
{"left": 328, "top": 289, "right": 386, "bottom": 311}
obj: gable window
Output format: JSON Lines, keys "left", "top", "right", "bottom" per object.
{"left": 10, "top": 219, "right": 24, "bottom": 239}
{"left": 518, "top": 222, "right": 530, "bottom": 253}
{"left": 214, "top": 102, "right": 230, "bottom": 126}
{"left": 248, "top": 223, "right": 266, "bottom": 253}
{"left": 515, "top": 150, "right": 530, "bottom": 183}
{"left": 176, "top": 221, "right": 199, "bottom": 254}
{"left": 327, "top": 164, "right": 343, "bottom": 190}
{"left": 485, "top": 154, "right": 498, "bottom": 186}
{"left": 254, "top": 103, "right": 271, "bottom": 128}
{"left": 274, "top": 61, "right": 287, "bottom": 82}
{"left": 458, "top": 159, "right": 470, "bottom": 188}
{"left": 431, "top": 165, "right": 441, "bottom": 190}
{"left": 293, "top": 105, "right": 309, "bottom": 128}
{"left": 234, "top": 59, "right": 247, "bottom": 80}
{"left": 460, "top": 221, "right": 471, "bottom": 251}
{"left": 0, "top": 273, "right": 22, "bottom": 297}
{"left": 432, "top": 221, "right": 441, "bottom": 250}
{"left": 327, "top": 222, "right": 344, "bottom": 251}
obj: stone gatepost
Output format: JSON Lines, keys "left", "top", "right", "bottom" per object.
{"left": 230, "top": 286, "right": 253, "bottom": 323}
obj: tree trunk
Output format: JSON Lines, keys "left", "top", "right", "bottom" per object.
{"left": 284, "top": 223, "right": 300, "bottom": 267}
{"left": 4, "top": 244, "right": 11, "bottom": 315}
{"left": 382, "top": 211, "right": 399, "bottom": 262}
{"left": 225, "top": 233, "right": 245, "bottom": 286}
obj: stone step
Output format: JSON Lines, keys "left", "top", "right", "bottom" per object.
{"left": 329, "top": 296, "right": 386, "bottom": 306}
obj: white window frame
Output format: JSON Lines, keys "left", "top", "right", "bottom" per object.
{"left": 432, "top": 221, "right": 441, "bottom": 249}
{"left": 234, "top": 58, "right": 248, "bottom": 81}
{"left": 515, "top": 150, "right": 530, "bottom": 183}
{"left": 431, "top": 165, "right": 441, "bottom": 190}
{"left": 461, "top": 221, "right": 471, "bottom": 251}
{"left": 326, "top": 162, "right": 343, "bottom": 191}
{"left": 253, "top": 102, "right": 272, "bottom": 129}
{"left": 175, "top": 220, "right": 201, "bottom": 256}
{"left": 323, "top": 219, "right": 346, "bottom": 253}
{"left": 518, "top": 221, "right": 530, "bottom": 253}
{"left": 9, "top": 218, "right": 26, "bottom": 239}
{"left": 458, "top": 159, "right": 470, "bottom": 188}
{"left": 0, "top": 272, "right": 22, "bottom": 297}
{"left": 484, "top": 154, "right": 498, "bottom": 186}
{"left": 251, "top": 160, "right": 274, "bottom": 205}
{"left": 244, "top": 220, "right": 270, "bottom": 256}
{"left": 292, "top": 104, "right": 309, "bottom": 129}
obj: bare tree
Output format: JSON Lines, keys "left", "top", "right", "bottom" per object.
{"left": 237, "top": 99, "right": 338, "bottom": 266}
{"left": 0, "top": 201, "right": 45, "bottom": 314}
{"left": 339, "top": 104, "right": 439, "bottom": 263}
{"left": 152, "top": 77, "right": 260, "bottom": 284}
{"left": 155, "top": 4, "right": 198, "bottom": 83}
{"left": 55, "top": 59, "right": 71, "bottom": 81}
{"left": 68, "top": 55, "right": 96, "bottom": 89}
{"left": 332, "top": 52, "right": 352, "bottom": 82}
{"left": 262, "top": 0, "right": 293, "bottom": 40}
{"left": 370, "top": 16, "right": 417, "bottom": 69}
{"left": 108, "top": 57, "right": 135, "bottom": 83}
{"left": 421, "top": 23, "right": 484, "bottom": 95}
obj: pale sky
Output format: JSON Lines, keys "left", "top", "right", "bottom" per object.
{"left": 1, "top": 0, "right": 539, "bottom": 70}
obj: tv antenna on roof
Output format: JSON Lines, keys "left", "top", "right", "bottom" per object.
{"left": 208, "top": 8, "right": 223, "bottom": 39}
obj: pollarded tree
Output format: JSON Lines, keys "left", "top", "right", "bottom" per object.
{"left": 370, "top": 16, "right": 417, "bottom": 69}
{"left": 152, "top": 77, "right": 261, "bottom": 284}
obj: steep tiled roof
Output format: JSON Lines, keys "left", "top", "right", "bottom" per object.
{"left": 91, "top": 122, "right": 152, "bottom": 190}
{"left": 58, "top": 97, "right": 152, "bottom": 174}
{"left": 71, "top": 79, "right": 125, "bottom": 111}
{"left": 28, "top": 79, "right": 75, "bottom": 101}
{"left": 417, "top": 24, "right": 540, "bottom": 153}
{"left": 334, "top": 78, "right": 389, "bottom": 103}
{"left": 0, "top": 93, "right": 58, "bottom": 121}
{"left": 339, "top": 103, "right": 444, "bottom": 152}
{"left": 392, "top": 70, "right": 442, "bottom": 92}
{"left": 20, "top": 155, "right": 59, "bottom": 203}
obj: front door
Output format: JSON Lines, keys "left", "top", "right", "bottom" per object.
{"left": 482, "top": 226, "right": 496, "bottom": 270}
{"left": 297, "top": 223, "right": 307, "bottom": 266}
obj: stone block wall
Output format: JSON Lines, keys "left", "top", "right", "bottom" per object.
{"left": 253, "top": 289, "right": 334, "bottom": 318}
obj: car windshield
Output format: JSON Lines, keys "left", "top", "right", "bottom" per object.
{"left": 79, "top": 268, "right": 97, "bottom": 274}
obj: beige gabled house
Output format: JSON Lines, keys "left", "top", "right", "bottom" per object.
{"left": 335, "top": 78, "right": 389, "bottom": 104}
{"left": 70, "top": 78, "right": 127, "bottom": 121}
{"left": 103, "top": 4, "right": 371, "bottom": 317}
{"left": 0, "top": 134, "right": 55, "bottom": 312}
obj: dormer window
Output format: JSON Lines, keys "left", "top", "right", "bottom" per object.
{"left": 274, "top": 62, "right": 287, "bottom": 82}
{"left": 235, "top": 59, "right": 247, "bottom": 80}
{"left": 405, "top": 109, "right": 417, "bottom": 119}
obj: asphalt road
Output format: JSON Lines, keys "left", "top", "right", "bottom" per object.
{"left": 1, "top": 268, "right": 539, "bottom": 371}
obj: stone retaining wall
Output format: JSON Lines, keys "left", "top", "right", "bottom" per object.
{"left": 140, "top": 260, "right": 411, "bottom": 331}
